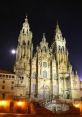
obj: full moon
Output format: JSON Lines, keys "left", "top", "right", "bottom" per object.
{"left": 11, "top": 49, "right": 16, "bottom": 54}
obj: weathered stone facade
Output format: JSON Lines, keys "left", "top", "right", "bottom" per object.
{"left": 14, "top": 16, "right": 80, "bottom": 100}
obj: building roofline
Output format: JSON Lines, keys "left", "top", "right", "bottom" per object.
{"left": 0, "top": 69, "right": 15, "bottom": 74}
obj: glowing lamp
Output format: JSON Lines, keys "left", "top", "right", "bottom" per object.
{"left": 0, "top": 100, "right": 8, "bottom": 106}
{"left": 17, "top": 101, "right": 24, "bottom": 107}
{"left": 73, "top": 103, "right": 80, "bottom": 108}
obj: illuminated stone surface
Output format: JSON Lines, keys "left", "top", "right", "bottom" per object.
{"left": 0, "top": 16, "right": 81, "bottom": 103}
{"left": 14, "top": 16, "right": 81, "bottom": 100}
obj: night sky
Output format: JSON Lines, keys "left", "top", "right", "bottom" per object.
{"left": 0, "top": 0, "right": 82, "bottom": 79}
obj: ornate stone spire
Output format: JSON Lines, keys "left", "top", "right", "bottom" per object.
{"left": 54, "top": 21, "right": 63, "bottom": 42}
{"left": 55, "top": 21, "right": 62, "bottom": 34}
{"left": 42, "top": 33, "right": 46, "bottom": 42}
{"left": 24, "top": 15, "right": 28, "bottom": 23}
{"left": 39, "top": 33, "right": 49, "bottom": 52}
{"left": 22, "top": 15, "right": 30, "bottom": 34}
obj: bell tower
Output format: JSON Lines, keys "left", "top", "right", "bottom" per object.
{"left": 52, "top": 22, "right": 70, "bottom": 99}
{"left": 14, "top": 16, "right": 33, "bottom": 98}
{"left": 54, "top": 22, "right": 68, "bottom": 67}
{"left": 52, "top": 22, "right": 69, "bottom": 72}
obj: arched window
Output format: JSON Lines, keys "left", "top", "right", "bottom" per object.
{"left": 43, "top": 70, "right": 47, "bottom": 78}
{"left": 43, "top": 47, "right": 46, "bottom": 52}
{"left": 28, "top": 41, "right": 30, "bottom": 45}
{"left": 21, "top": 77, "right": 24, "bottom": 80}
{"left": 62, "top": 46, "right": 64, "bottom": 51}
{"left": 43, "top": 62, "right": 47, "bottom": 67}
{"left": 61, "top": 48, "right": 63, "bottom": 53}
{"left": 20, "top": 76, "right": 24, "bottom": 80}
{"left": 23, "top": 41, "right": 26, "bottom": 46}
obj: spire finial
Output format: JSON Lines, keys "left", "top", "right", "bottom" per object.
{"left": 42, "top": 33, "right": 46, "bottom": 42}
{"left": 56, "top": 20, "right": 60, "bottom": 30}
{"left": 43, "top": 33, "right": 45, "bottom": 38}
{"left": 55, "top": 20, "right": 62, "bottom": 34}
{"left": 22, "top": 13, "right": 30, "bottom": 33}
{"left": 25, "top": 14, "right": 28, "bottom": 22}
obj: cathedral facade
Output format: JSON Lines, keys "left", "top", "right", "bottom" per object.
{"left": 14, "top": 16, "right": 80, "bottom": 100}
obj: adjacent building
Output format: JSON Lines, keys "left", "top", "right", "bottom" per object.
{"left": 0, "top": 70, "right": 16, "bottom": 99}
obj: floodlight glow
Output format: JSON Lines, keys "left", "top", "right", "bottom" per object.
{"left": 73, "top": 103, "right": 80, "bottom": 108}
{"left": 17, "top": 101, "right": 24, "bottom": 107}
{"left": 0, "top": 100, "right": 8, "bottom": 106}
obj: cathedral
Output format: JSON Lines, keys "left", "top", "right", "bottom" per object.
{"left": 13, "top": 16, "right": 81, "bottom": 100}
{"left": 0, "top": 16, "right": 81, "bottom": 101}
